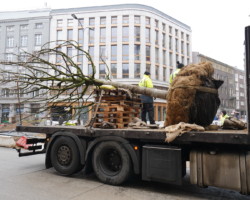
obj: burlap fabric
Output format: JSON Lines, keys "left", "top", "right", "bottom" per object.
{"left": 165, "top": 62, "right": 222, "bottom": 127}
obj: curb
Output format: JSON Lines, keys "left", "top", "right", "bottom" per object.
{"left": 0, "top": 135, "right": 16, "bottom": 148}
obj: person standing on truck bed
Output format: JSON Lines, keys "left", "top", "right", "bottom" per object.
{"left": 169, "top": 61, "right": 184, "bottom": 84}
{"left": 220, "top": 110, "right": 229, "bottom": 125}
{"left": 138, "top": 71, "right": 155, "bottom": 124}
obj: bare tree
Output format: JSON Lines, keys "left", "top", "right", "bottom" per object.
{"left": 0, "top": 40, "right": 167, "bottom": 124}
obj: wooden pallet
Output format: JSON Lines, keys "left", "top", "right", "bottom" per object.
{"left": 93, "top": 89, "right": 141, "bottom": 129}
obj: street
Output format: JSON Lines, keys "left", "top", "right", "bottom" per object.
{"left": 0, "top": 147, "right": 249, "bottom": 200}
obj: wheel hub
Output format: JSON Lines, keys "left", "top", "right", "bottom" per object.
{"left": 57, "top": 145, "right": 72, "bottom": 166}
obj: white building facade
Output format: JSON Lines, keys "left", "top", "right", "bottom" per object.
{"left": 0, "top": 9, "right": 50, "bottom": 123}
{"left": 0, "top": 4, "right": 192, "bottom": 123}
{"left": 50, "top": 4, "right": 192, "bottom": 122}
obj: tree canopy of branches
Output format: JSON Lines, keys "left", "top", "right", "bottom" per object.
{"left": 0, "top": 40, "right": 167, "bottom": 122}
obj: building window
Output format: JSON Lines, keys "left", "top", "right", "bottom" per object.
{"left": 181, "top": 41, "right": 184, "bottom": 54}
{"left": 20, "top": 24, "right": 28, "bottom": 30}
{"left": 2, "top": 88, "right": 10, "bottom": 97}
{"left": 134, "top": 45, "right": 140, "bottom": 61}
{"left": 146, "top": 46, "right": 150, "bottom": 61}
{"left": 111, "top": 27, "right": 117, "bottom": 42}
{"left": 5, "top": 53, "right": 13, "bottom": 62}
{"left": 155, "top": 20, "right": 159, "bottom": 28}
{"left": 100, "top": 17, "right": 106, "bottom": 25}
{"left": 19, "top": 53, "right": 27, "bottom": 62}
{"left": 122, "top": 63, "right": 129, "bottom": 78}
{"left": 122, "top": 27, "right": 129, "bottom": 42}
{"left": 77, "top": 49, "right": 83, "bottom": 63}
{"left": 100, "top": 27, "right": 106, "bottom": 43}
{"left": 111, "top": 45, "right": 117, "bottom": 61}
{"left": 67, "top": 29, "right": 73, "bottom": 41}
{"left": 122, "top": 45, "right": 129, "bottom": 61}
{"left": 67, "top": 19, "right": 73, "bottom": 27}
{"left": 162, "top": 23, "right": 166, "bottom": 31}
{"left": 31, "top": 88, "right": 39, "bottom": 97}
{"left": 134, "top": 63, "right": 140, "bottom": 78}
{"left": 163, "top": 67, "right": 166, "bottom": 81}
{"left": 163, "top": 50, "right": 166, "bottom": 65}
{"left": 89, "top": 29, "right": 95, "bottom": 44}
{"left": 162, "top": 33, "right": 166, "bottom": 48}
{"left": 175, "top": 38, "right": 178, "bottom": 52}
{"left": 88, "top": 46, "right": 94, "bottom": 60}
{"left": 31, "top": 104, "right": 40, "bottom": 114}
{"left": 57, "top": 19, "right": 63, "bottom": 28}
{"left": 181, "top": 32, "right": 184, "bottom": 39}
{"left": 6, "top": 37, "right": 14, "bottom": 48}
{"left": 145, "top": 28, "right": 150, "bottom": 43}
{"left": 134, "top": 16, "right": 140, "bottom": 24}
{"left": 77, "top": 18, "right": 84, "bottom": 27}
{"left": 169, "top": 26, "right": 172, "bottom": 34}
{"left": 134, "top": 26, "right": 140, "bottom": 42}
{"left": 122, "top": 15, "right": 129, "bottom": 24}
{"left": 169, "top": 68, "right": 173, "bottom": 77}
{"left": 99, "top": 46, "right": 106, "bottom": 61}
{"left": 67, "top": 47, "right": 73, "bottom": 57}
{"left": 111, "top": 63, "right": 117, "bottom": 78}
{"left": 111, "top": 16, "right": 117, "bottom": 25}
{"left": 146, "top": 64, "right": 150, "bottom": 73}
{"left": 145, "top": 17, "right": 150, "bottom": 25}
{"left": 169, "top": 36, "right": 172, "bottom": 50}
{"left": 35, "top": 34, "right": 42, "bottom": 46}
{"left": 186, "top": 43, "right": 190, "bottom": 56}
{"left": 89, "top": 18, "right": 95, "bottom": 26}
{"left": 35, "top": 23, "right": 43, "bottom": 29}
{"left": 88, "top": 64, "right": 93, "bottom": 75}
{"left": 155, "top": 48, "right": 159, "bottom": 64}
{"left": 20, "top": 35, "right": 28, "bottom": 47}
{"left": 78, "top": 29, "right": 84, "bottom": 45}
{"left": 6, "top": 26, "right": 14, "bottom": 32}
{"left": 99, "top": 64, "right": 106, "bottom": 79}
{"left": 56, "top": 47, "right": 62, "bottom": 63}
{"left": 56, "top": 30, "right": 63, "bottom": 44}
{"left": 175, "top": 29, "right": 178, "bottom": 37}
{"left": 186, "top": 34, "right": 189, "bottom": 41}
{"left": 155, "top": 30, "right": 159, "bottom": 45}
{"left": 169, "top": 52, "right": 173, "bottom": 67}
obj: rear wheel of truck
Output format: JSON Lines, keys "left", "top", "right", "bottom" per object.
{"left": 92, "top": 141, "right": 132, "bottom": 185}
{"left": 50, "top": 136, "right": 82, "bottom": 176}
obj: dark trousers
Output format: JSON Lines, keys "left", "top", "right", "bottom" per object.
{"left": 141, "top": 103, "right": 155, "bottom": 124}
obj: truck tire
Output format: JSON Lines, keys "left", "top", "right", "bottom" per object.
{"left": 92, "top": 141, "right": 132, "bottom": 185}
{"left": 50, "top": 136, "right": 82, "bottom": 176}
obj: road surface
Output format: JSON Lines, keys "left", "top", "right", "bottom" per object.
{"left": 0, "top": 147, "right": 249, "bottom": 200}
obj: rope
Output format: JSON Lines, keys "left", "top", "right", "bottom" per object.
{"left": 168, "top": 85, "right": 218, "bottom": 94}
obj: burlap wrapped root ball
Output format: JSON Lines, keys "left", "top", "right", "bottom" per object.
{"left": 165, "top": 62, "right": 221, "bottom": 127}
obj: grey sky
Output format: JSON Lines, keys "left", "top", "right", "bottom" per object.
{"left": 1, "top": 0, "right": 250, "bottom": 69}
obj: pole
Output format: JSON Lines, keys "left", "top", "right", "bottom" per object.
{"left": 244, "top": 26, "right": 250, "bottom": 132}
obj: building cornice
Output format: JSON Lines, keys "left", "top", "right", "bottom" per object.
{"left": 51, "top": 4, "right": 191, "bottom": 31}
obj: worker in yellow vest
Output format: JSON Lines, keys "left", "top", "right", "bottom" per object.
{"left": 169, "top": 61, "right": 184, "bottom": 84}
{"left": 220, "top": 110, "right": 229, "bottom": 125}
{"left": 138, "top": 71, "right": 155, "bottom": 124}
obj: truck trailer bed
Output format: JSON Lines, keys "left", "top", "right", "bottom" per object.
{"left": 16, "top": 125, "right": 249, "bottom": 145}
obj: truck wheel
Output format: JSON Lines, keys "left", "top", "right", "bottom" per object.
{"left": 92, "top": 141, "right": 132, "bottom": 185}
{"left": 50, "top": 136, "right": 82, "bottom": 176}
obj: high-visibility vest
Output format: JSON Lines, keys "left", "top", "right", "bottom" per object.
{"left": 169, "top": 68, "right": 181, "bottom": 84}
{"left": 139, "top": 75, "right": 153, "bottom": 88}
{"left": 220, "top": 114, "right": 229, "bottom": 125}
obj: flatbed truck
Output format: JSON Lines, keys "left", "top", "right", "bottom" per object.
{"left": 14, "top": 26, "right": 250, "bottom": 195}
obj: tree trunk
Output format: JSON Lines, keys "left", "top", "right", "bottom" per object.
{"left": 94, "top": 79, "right": 168, "bottom": 99}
